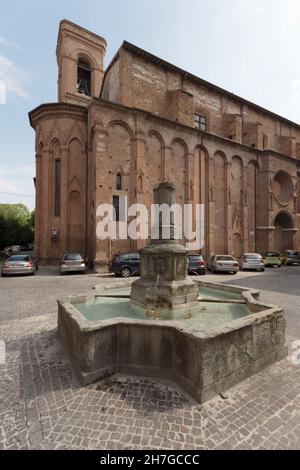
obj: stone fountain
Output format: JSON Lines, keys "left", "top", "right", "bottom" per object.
{"left": 57, "top": 182, "right": 287, "bottom": 403}
{"left": 130, "top": 181, "right": 198, "bottom": 319}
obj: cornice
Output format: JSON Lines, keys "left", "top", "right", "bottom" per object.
{"left": 56, "top": 19, "right": 107, "bottom": 58}
{"left": 28, "top": 102, "right": 87, "bottom": 128}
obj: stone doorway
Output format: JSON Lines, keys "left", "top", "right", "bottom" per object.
{"left": 273, "top": 212, "right": 295, "bottom": 251}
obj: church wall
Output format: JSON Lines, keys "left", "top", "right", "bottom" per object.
{"left": 87, "top": 100, "right": 296, "bottom": 270}
{"left": 101, "top": 57, "right": 121, "bottom": 103}
{"left": 30, "top": 21, "right": 300, "bottom": 267}
{"left": 32, "top": 107, "right": 87, "bottom": 263}
{"left": 106, "top": 47, "right": 300, "bottom": 157}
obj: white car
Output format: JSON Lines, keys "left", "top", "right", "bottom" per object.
{"left": 240, "top": 253, "right": 265, "bottom": 271}
{"left": 60, "top": 253, "right": 86, "bottom": 275}
{"left": 4, "top": 245, "right": 21, "bottom": 254}
{"left": 207, "top": 255, "right": 239, "bottom": 274}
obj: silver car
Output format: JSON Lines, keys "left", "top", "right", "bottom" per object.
{"left": 240, "top": 253, "right": 265, "bottom": 271}
{"left": 1, "top": 255, "right": 37, "bottom": 277}
{"left": 207, "top": 255, "right": 239, "bottom": 274}
{"left": 60, "top": 253, "right": 86, "bottom": 275}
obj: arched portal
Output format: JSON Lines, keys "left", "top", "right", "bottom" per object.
{"left": 273, "top": 211, "right": 295, "bottom": 251}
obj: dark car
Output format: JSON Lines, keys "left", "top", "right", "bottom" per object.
{"left": 110, "top": 253, "right": 140, "bottom": 278}
{"left": 281, "top": 250, "right": 300, "bottom": 265}
{"left": 188, "top": 255, "right": 206, "bottom": 275}
{"left": 21, "top": 243, "right": 34, "bottom": 251}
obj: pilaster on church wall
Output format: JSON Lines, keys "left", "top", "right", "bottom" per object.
{"left": 187, "top": 152, "right": 195, "bottom": 205}
{"left": 134, "top": 128, "right": 147, "bottom": 251}
{"left": 206, "top": 155, "right": 215, "bottom": 255}
{"left": 60, "top": 145, "right": 69, "bottom": 254}
{"left": 164, "top": 146, "right": 173, "bottom": 182}
{"left": 224, "top": 159, "right": 230, "bottom": 255}
{"left": 92, "top": 121, "right": 110, "bottom": 269}
{"left": 243, "top": 163, "right": 249, "bottom": 252}
{"left": 35, "top": 152, "right": 42, "bottom": 258}
{"left": 42, "top": 148, "right": 51, "bottom": 261}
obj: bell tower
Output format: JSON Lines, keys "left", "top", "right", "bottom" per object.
{"left": 56, "top": 19, "right": 107, "bottom": 105}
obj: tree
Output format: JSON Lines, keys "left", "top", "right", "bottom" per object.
{"left": 0, "top": 204, "right": 35, "bottom": 249}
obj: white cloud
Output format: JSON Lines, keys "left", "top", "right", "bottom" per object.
{"left": 0, "top": 37, "right": 20, "bottom": 50}
{"left": 0, "top": 54, "right": 29, "bottom": 99}
{"left": 0, "top": 165, "right": 35, "bottom": 177}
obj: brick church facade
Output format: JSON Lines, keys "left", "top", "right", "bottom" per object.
{"left": 29, "top": 19, "right": 300, "bottom": 269}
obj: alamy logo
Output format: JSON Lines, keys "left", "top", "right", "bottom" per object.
{"left": 96, "top": 199, "right": 205, "bottom": 250}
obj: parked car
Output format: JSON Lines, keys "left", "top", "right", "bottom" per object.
{"left": 4, "top": 245, "right": 21, "bottom": 254}
{"left": 1, "top": 254, "right": 38, "bottom": 277}
{"left": 60, "top": 253, "right": 86, "bottom": 275}
{"left": 110, "top": 253, "right": 140, "bottom": 278}
{"left": 188, "top": 254, "right": 206, "bottom": 275}
{"left": 207, "top": 255, "right": 239, "bottom": 274}
{"left": 281, "top": 250, "right": 300, "bottom": 265}
{"left": 21, "top": 243, "right": 34, "bottom": 251}
{"left": 262, "top": 251, "right": 282, "bottom": 267}
{"left": 239, "top": 253, "right": 265, "bottom": 272}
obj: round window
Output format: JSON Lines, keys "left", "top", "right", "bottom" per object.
{"left": 271, "top": 171, "right": 293, "bottom": 204}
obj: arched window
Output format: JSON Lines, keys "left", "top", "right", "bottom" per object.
{"left": 116, "top": 173, "right": 122, "bottom": 190}
{"left": 77, "top": 59, "right": 91, "bottom": 96}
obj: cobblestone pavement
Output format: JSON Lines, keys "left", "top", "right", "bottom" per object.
{"left": 0, "top": 267, "right": 299, "bottom": 450}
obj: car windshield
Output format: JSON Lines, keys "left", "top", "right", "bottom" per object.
{"left": 264, "top": 252, "right": 279, "bottom": 257}
{"left": 245, "top": 254, "right": 261, "bottom": 259}
{"left": 8, "top": 255, "right": 30, "bottom": 261}
{"left": 216, "top": 256, "right": 234, "bottom": 261}
{"left": 63, "top": 254, "right": 83, "bottom": 261}
{"left": 189, "top": 256, "right": 203, "bottom": 261}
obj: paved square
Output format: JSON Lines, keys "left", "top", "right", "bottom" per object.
{"left": 0, "top": 267, "right": 299, "bottom": 449}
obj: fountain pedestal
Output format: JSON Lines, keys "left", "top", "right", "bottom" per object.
{"left": 130, "top": 182, "right": 199, "bottom": 319}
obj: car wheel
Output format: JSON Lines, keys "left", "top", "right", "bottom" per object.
{"left": 121, "top": 267, "right": 131, "bottom": 278}
{"left": 31, "top": 271, "right": 35, "bottom": 276}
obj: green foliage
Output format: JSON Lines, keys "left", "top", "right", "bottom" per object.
{"left": 0, "top": 204, "right": 35, "bottom": 249}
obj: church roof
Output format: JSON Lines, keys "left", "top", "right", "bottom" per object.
{"left": 106, "top": 40, "right": 299, "bottom": 130}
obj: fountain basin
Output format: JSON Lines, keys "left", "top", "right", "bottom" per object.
{"left": 57, "top": 280, "right": 287, "bottom": 403}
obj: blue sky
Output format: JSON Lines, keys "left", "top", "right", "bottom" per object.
{"left": 0, "top": 0, "right": 299, "bottom": 210}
